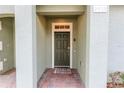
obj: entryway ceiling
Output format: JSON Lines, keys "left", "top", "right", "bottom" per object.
{"left": 36, "top": 5, "right": 85, "bottom": 16}
{"left": 0, "top": 14, "right": 14, "bottom": 18}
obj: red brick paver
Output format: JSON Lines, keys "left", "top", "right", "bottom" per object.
{"left": 0, "top": 69, "right": 16, "bottom": 88}
{"left": 38, "top": 68, "right": 84, "bottom": 88}
{"left": 0, "top": 68, "right": 84, "bottom": 88}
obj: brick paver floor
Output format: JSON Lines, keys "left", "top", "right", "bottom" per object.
{"left": 38, "top": 68, "right": 84, "bottom": 88}
{"left": 0, "top": 68, "right": 16, "bottom": 88}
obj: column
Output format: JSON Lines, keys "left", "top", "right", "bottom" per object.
{"left": 86, "top": 5, "right": 109, "bottom": 88}
{"left": 15, "top": 5, "right": 37, "bottom": 88}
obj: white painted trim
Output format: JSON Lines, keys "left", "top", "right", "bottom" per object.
{"left": 52, "top": 22, "right": 73, "bottom": 68}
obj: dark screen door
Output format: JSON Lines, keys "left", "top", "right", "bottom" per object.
{"left": 54, "top": 32, "right": 70, "bottom": 67}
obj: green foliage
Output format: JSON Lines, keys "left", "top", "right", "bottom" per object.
{"left": 121, "top": 74, "right": 124, "bottom": 82}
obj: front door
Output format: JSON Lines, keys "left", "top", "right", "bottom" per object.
{"left": 54, "top": 32, "right": 70, "bottom": 67}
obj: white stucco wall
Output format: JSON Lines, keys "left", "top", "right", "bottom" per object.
{"left": 0, "top": 5, "right": 14, "bottom": 14}
{"left": 108, "top": 6, "right": 124, "bottom": 72}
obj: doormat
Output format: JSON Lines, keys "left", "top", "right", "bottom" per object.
{"left": 53, "top": 68, "right": 72, "bottom": 74}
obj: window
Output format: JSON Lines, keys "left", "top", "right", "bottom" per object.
{"left": 54, "top": 25, "right": 70, "bottom": 30}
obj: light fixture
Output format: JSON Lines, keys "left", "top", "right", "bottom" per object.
{"left": 0, "top": 21, "right": 2, "bottom": 31}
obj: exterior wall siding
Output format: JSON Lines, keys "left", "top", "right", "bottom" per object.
{"left": 36, "top": 15, "right": 47, "bottom": 81}
{"left": 108, "top": 6, "right": 124, "bottom": 72}
{"left": 0, "top": 17, "right": 14, "bottom": 74}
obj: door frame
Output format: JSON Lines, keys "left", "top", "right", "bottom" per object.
{"left": 52, "top": 22, "right": 73, "bottom": 68}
